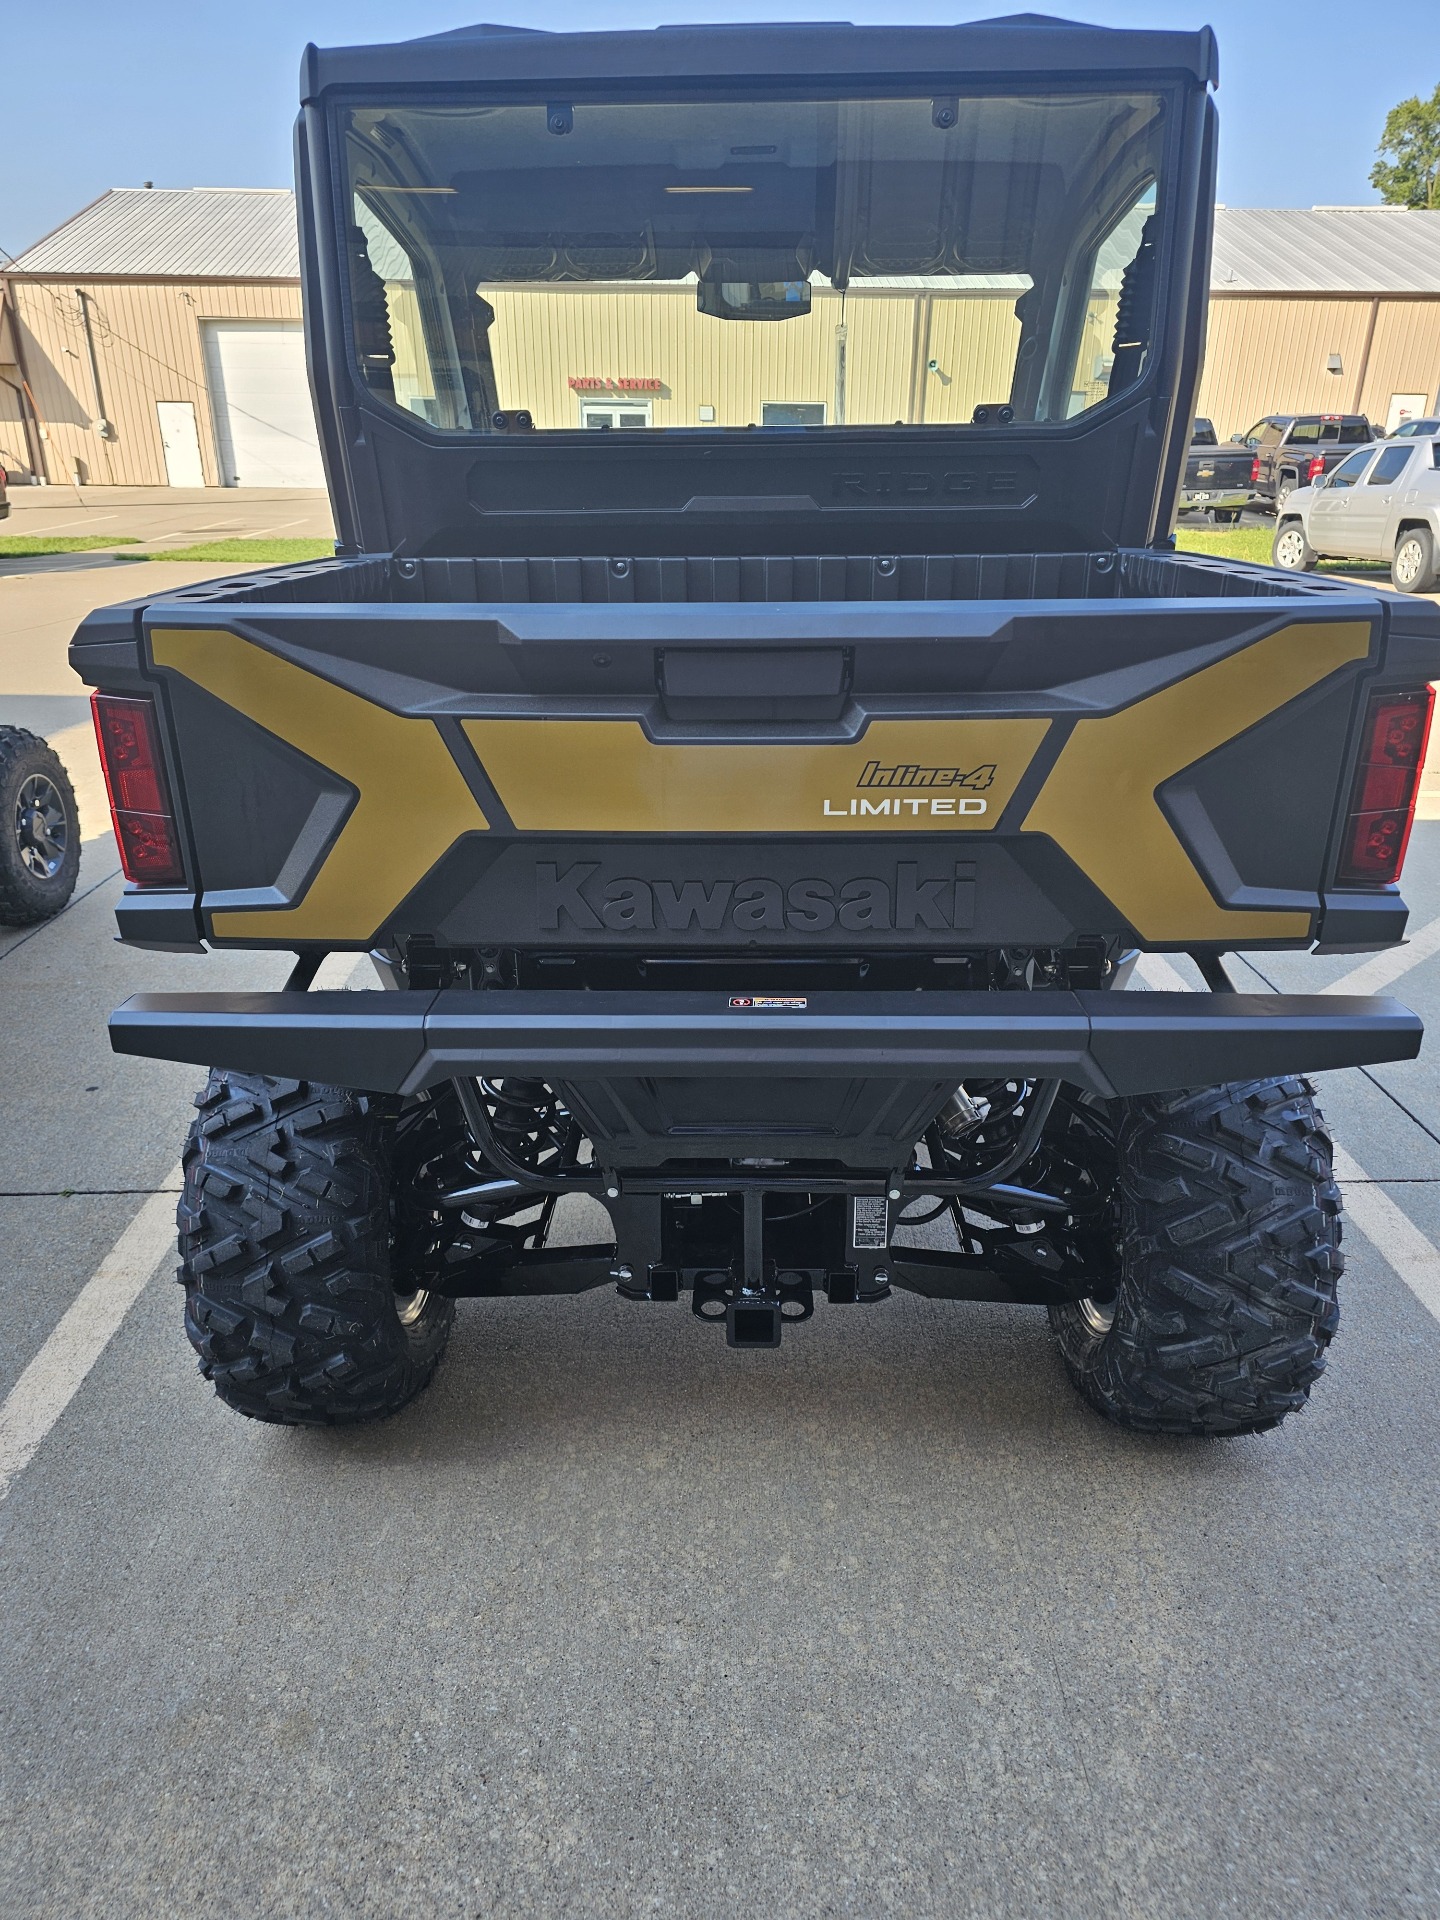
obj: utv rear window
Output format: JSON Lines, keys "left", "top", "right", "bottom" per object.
{"left": 339, "top": 90, "right": 1168, "bottom": 434}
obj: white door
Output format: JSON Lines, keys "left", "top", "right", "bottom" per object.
{"left": 1306, "top": 446, "right": 1375, "bottom": 553}
{"left": 156, "top": 401, "right": 205, "bottom": 487}
{"left": 201, "top": 321, "right": 326, "bottom": 487}
{"left": 1387, "top": 393, "right": 1430, "bottom": 434}
{"left": 1347, "top": 441, "right": 1419, "bottom": 556}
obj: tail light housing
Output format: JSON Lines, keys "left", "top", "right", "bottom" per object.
{"left": 1336, "top": 687, "right": 1434, "bottom": 886}
{"left": 91, "top": 692, "right": 185, "bottom": 884}
{"left": 1251, "top": 455, "right": 1262, "bottom": 483}
{"left": 1307, "top": 454, "right": 1327, "bottom": 482}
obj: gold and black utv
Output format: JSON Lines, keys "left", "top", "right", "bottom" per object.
{"left": 73, "top": 17, "right": 1439, "bottom": 1434}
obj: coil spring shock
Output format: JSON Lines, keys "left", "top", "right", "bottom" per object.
{"left": 486, "top": 1077, "right": 552, "bottom": 1170}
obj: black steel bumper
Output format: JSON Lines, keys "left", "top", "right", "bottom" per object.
{"left": 108, "top": 988, "right": 1422, "bottom": 1097}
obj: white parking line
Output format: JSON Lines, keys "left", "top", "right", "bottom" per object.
{"left": 1334, "top": 1146, "right": 1440, "bottom": 1325}
{"left": 0, "top": 1174, "right": 180, "bottom": 1505}
{"left": 1322, "top": 914, "right": 1440, "bottom": 997}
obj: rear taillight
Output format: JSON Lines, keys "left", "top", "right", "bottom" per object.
{"left": 1336, "top": 687, "right": 1435, "bottom": 886}
{"left": 90, "top": 692, "right": 185, "bottom": 884}
{"left": 1307, "top": 454, "right": 1326, "bottom": 481}
{"left": 1251, "top": 455, "right": 1262, "bottom": 483}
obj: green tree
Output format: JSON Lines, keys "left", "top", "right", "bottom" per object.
{"left": 1370, "top": 86, "right": 1440, "bottom": 208}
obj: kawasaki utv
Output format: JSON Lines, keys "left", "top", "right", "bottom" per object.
{"left": 73, "top": 17, "right": 1438, "bottom": 1435}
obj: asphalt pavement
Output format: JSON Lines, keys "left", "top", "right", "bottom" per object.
{"left": 2, "top": 531, "right": 1440, "bottom": 1917}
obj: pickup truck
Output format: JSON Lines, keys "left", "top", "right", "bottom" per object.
{"left": 1272, "top": 435, "right": 1440, "bottom": 592}
{"left": 1250, "top": 414, "right": 1377, "bottom": 509}
{"left": 1178, "top": 417, "right": 1253, "bottom": 520}
{"left": 72, "top": 17, "right": 1440, "bottom": 1440}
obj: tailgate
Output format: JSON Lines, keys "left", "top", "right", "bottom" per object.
{"left": 72, "top": 565, "right": 1440, "bottom": 955}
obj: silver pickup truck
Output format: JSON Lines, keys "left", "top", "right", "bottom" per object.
{"left": 1272, "top": 436, "right": 1440, "bottom": 592}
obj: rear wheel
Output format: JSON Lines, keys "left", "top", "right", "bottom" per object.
{"left": 1392, "top": 526, "right": 1437, "bottom": 594}
{"left": 0, "top": 728, "right": 80, "bottom": 924}
{"left": 1271, "top": 520, "right": 1316, "bottom": 571}
{"left": 1049, "top": 1078, "right": 1342, "bottom": 1436}
{"left": 1275, "top": 475, "right": 1298, "bottom": 510}
{"left": 178, "top": 1071, "right": 455, "bottom": 1426}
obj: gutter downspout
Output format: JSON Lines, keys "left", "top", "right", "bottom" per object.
{"left": 0, "top": 276, "right": 49, "bottom": 482}
{"left": 74, "top": 289, "right": 115, "bottom": 443}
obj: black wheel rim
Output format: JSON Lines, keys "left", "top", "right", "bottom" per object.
{"left": 14, "top": 773, "right": 68, "bottom": 881}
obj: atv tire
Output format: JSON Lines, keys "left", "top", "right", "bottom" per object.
{"left": 1049, "top": 1078, "right": 1341, "bottom": 1436}
{"left": 0, "top": 726, "right": 80, "bottom": 924}
{"left": 178, "top": 1071, "right": 455, "bottom": 1426}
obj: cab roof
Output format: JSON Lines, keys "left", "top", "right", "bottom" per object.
{"left": 301, "top": 17, "right": 1219, "bottom": 101}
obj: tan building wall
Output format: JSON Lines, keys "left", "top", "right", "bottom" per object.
{"left": 1197, "top": 294, "right": 1440, "bottom": 438}
{"left": 4, "top": 265, "right": 1438, "bottom": 487}
{"left": 0, "top": 275, "right": 302, "bottom": 487}
{"left": 472, "top": 283, "right": 1025, "bottom": 430}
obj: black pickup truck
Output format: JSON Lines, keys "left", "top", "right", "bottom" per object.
{"left": 71, "top": 16, "right": 1440, "bottom": 1441}
{"left": 1178, "top": 417, "right": 1253, "bottom": 521}
{"left": 1250, "top": 414, "right": 1377, "bottom": 509}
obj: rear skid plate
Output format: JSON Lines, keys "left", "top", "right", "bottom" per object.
{"left": 109, "top": 987, "right": 1422, "bottom": 1097}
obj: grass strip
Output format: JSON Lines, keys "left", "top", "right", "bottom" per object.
{"left": 0, "top": 534, "right": 139, "bottom": 557}
{"left": 131, "top": 537, "right": 336, "bottom": 563}
{"left": 1174, "top": 523, "right": 1388, "bottom": 575}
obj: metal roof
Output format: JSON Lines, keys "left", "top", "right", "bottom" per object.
{"left": 8, "top": 190, "right": 1440, "bottom": 297}
{"left": 5, "top": 188, "right": 300, "bottom": 280}
{"left": 1210, "top": 207, "right": 1440, "bottom": 296}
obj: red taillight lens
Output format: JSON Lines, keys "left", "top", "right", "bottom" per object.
{"left": 1307, "top": 454, "right": 1326, "bottom": 481}
{"left": 1251, "top": 455, "right": 1262, "bottom": 483}
{"left": 90, "top": 692, "right": 185, "bottom": 884}
{"left": 1336, "top": 688, "right": 1435, "bottom": 886}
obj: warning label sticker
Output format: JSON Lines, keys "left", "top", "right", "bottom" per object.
{"left": 851, "top": 1195, "right": 889, "bottom": 1250}
{"left": 729, "top": 996, "right": 808, "bottom": 1009}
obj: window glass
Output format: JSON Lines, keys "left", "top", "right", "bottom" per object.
{"left": 1337, "top": 420, "right": 1372, "bottom": 444}
{"left": 762, "top": 402, "right": 827, "bottom": 427}
{"left": 1367, "top": 446, "right": 1414, "bottom": 485}
{"left": 1287, "top": 420, "right": 1320, "bottom": 444}
{"left": 1325, "top": 450, "right": 1374, "bottom": 489}
{"left": 341, "top": 90, "right": 1169, "bottom": 434}
{"left": 1245, "top": 420, "right": 1277, "bottom": 445}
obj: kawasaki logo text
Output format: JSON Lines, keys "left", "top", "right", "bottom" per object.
{"left": 537, "top": 863, "right": 977, "bottom": 933}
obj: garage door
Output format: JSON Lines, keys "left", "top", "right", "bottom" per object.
{"left": 201, "top": 321, "right": 327, "bottom": 487}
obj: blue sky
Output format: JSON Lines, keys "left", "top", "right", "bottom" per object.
{"left": 4, "top": 0, "right": 1435, "bottom": 260}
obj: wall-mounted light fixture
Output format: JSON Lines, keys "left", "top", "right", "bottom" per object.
{"left": 1327, "top": 353, "right": 1344, "bottom": 375}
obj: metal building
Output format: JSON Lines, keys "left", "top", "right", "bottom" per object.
{"left": 2, "top": 191, "right": 1438, "bottom": 488}
{"left": 0, "top": 188, "right": 324, "bottom": 489}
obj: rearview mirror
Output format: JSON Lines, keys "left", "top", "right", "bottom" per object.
{"left": 697, "top": 277, "right": 812, "bottom": 322}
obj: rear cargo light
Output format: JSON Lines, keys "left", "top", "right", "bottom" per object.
{"left": 1336, "top": 687, "right": 1434, "bottom": 886}
{"left": 1307, "top": 454, "right": 1326, "bottom": 481}
{"left": 91, "top": 692, "right": 185, "bottom": 884}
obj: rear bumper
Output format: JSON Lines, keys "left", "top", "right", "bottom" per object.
{"left": 1179, "top": 486, "right": 1253, "bottom": 512}
{"left": 108, "top": 987, "right": 1422, "bottom": 1098}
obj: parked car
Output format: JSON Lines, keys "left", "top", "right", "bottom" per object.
{"left": 1250, "top": 414, "right": 1377, "bottom": 510}
{"left": 1178, "top": 415, "right": 1254, "bottom": 521}
{"left": 0, "top": 728, "right": 81, "bottom": 922}
{"left": 1271, "top": 436, "right": 1440, "bottom": 592}
{"left": 1389, "top": 417, "right": 1440, "bottom": 439}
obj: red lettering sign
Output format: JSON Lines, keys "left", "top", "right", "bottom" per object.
{"left": 567, "top": 376, "right": 662, "bottom": 391}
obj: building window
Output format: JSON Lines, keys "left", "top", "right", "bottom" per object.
{"left": 580, "top": 400, "right": 652, "bottom": 429}
{"left": 762, "top": 402, "right": 826, "bottom": 427}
